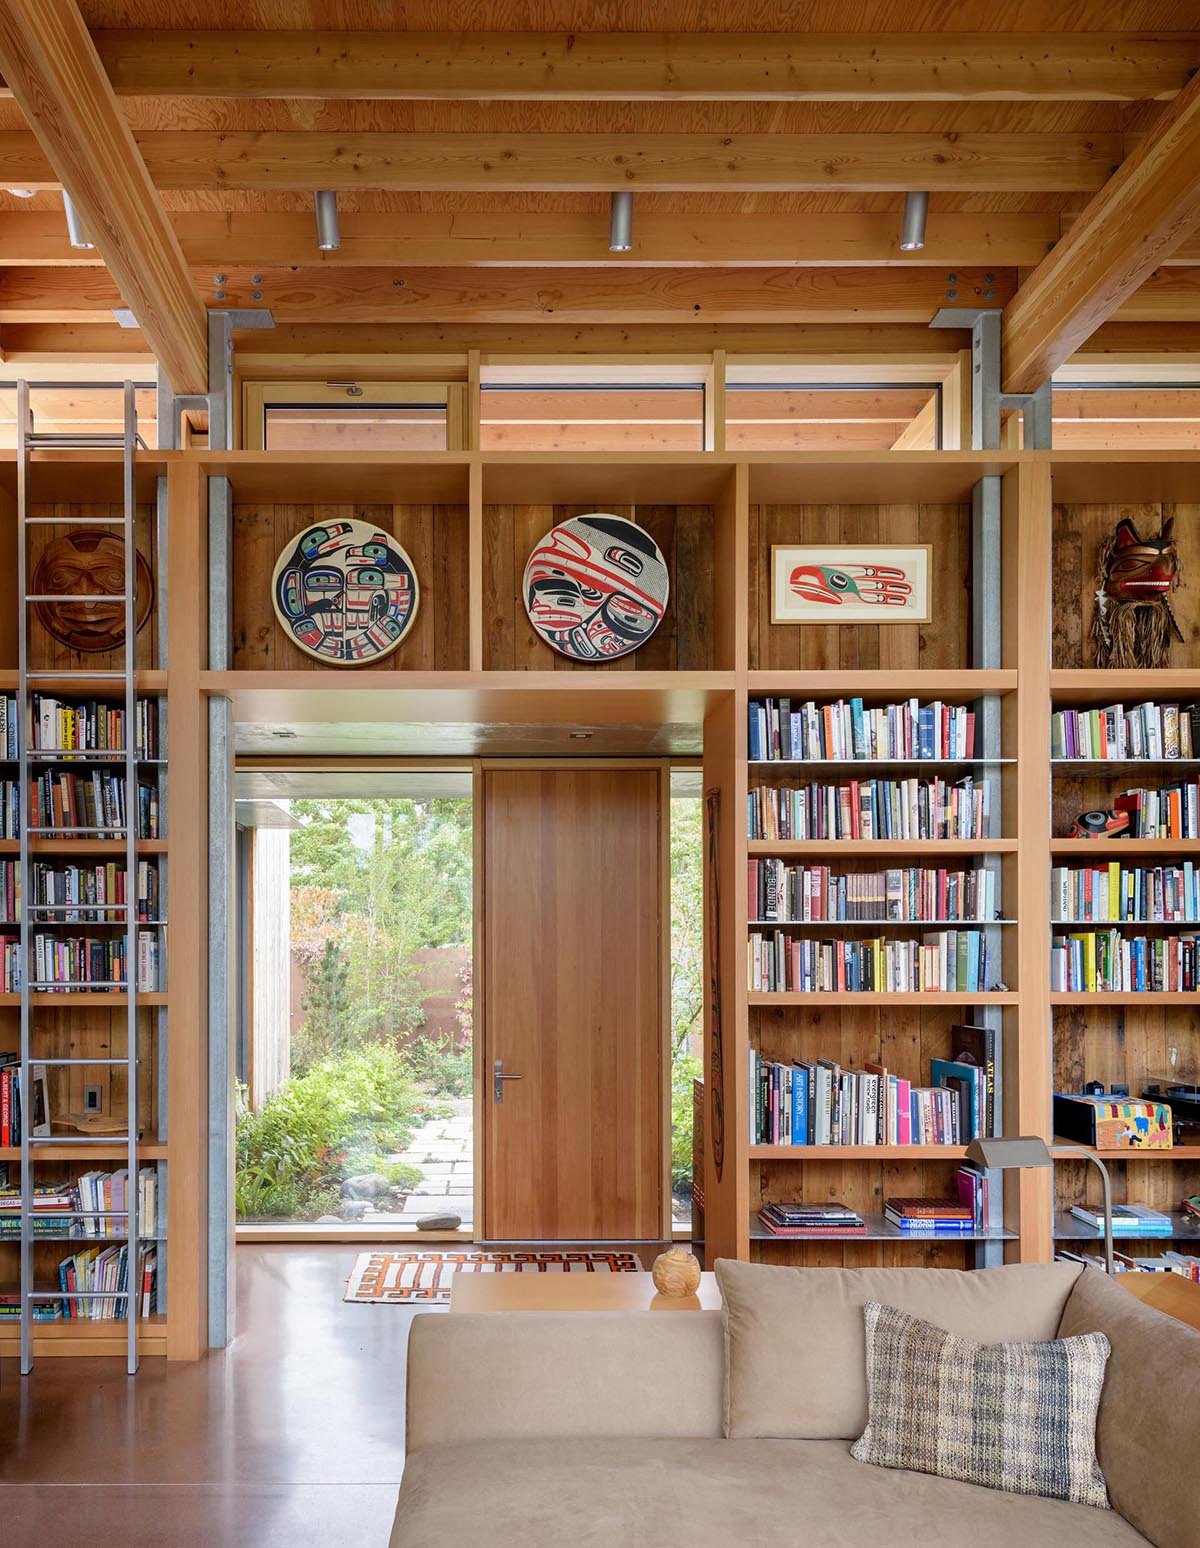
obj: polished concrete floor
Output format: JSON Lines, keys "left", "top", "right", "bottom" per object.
{"left": 1, "top": 1241, "right": 666, "bottom": 1547}
{"left": 0, "top": 1245, "right": 423, "bottom": 1548}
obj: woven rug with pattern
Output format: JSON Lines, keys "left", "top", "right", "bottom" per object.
{"left": 343, "top": 1248, "right": 642, "bottom": 1304}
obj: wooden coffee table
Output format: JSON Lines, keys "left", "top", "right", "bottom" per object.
{"left": 449, "top": 1269, "right": 721, "bottom": 1313}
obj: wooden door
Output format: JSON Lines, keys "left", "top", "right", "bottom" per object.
{"left": 482, "top": 765, "right": 665, "bottom": 1242}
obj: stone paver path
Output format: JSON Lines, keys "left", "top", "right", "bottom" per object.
{"left": 355, "top": 1097, "right": 474, "bottom": 1231}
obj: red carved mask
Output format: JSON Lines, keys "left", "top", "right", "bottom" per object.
{"left": 1103, "top": 516, "right": 1179, "bottom": 604}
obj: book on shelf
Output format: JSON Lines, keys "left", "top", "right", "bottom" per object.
{"left": 1054, "top": 1094, "right": 1173, "bottom": 1150}
{"left": 949, "top": 1023, "right": 997, "bottom": 1143}
{"left": 1052, "top": 864, "right": 1200, "bottom": 925}
{"left": 746, "top": 774, "right": 990, "bottom": 843}
{"left": 0, "top": 695, "right": 17, "bottom": 761}
{"left": 956, "top": 1165, "right": 990, "bottom": 1231}
{"left": 747, "top": 1049, "right": 995, "bottom": 1147}
{"left": 29, "top": 771, "right": 160, "bottom": 838}
{"left": 0, "top": 1060, "right": 50, "bottom": 1142}
{"left": 757, "top": 1202, "right": 867, "bottom": 1236}
{"left": 748, "top": 927, "right": 994, "bottom": 994}
{"left": 748, "top": 697, "right": 977, "bottom": 763}
{"left": 0, "top": 780, "right": 16, "bottom": 840}
{"left": 0, "top": 1181, "right": 77, "bottom": 1233}
{"left": 0, "top": 1292, "right": 61, "bottom": 1322}
{"left": 1100, "top": 780, "right": 1200, "bottom": 840}
{"left": 29, "top": 697, "right": 160, "bottom": 759}
{"left": 1050, "top": 929, "right": 1199, "bottom": 992}
{"left": 57, "top": 1241, "right": 157, "bottom": 1320}
{"left": 884, "top": 1197, "right": 977, "bottom": 1233}
{"left": 1052, "top": 702, "right": 1198, "bottom": 763}
{"left": 20, "top": 859, "right": 161, "bottom": 923}
{"left": 1068, "top": 1203, "right": 1175, "bottom": 1236}
{"left": 746, "top": 861, "right": 999, "bottom": 924}
{"left": 31, "top": 933, "right": 161, "bottom": 992}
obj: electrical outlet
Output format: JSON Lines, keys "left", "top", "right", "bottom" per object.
{"left": 83, "top": 1085, "right": 103, "bottom": 1113}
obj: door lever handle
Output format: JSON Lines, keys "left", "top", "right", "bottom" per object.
{"left": 493, "top": 1059, "right": 523, "bottom": 1103}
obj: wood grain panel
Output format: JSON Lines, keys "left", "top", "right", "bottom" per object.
{"left": 482, "top": 502, "right": 715, "bottom": 672}
{"left": 27, "top": 502, "right": 158, "bottom": 672}
{"left": 749, "top": 502, "right": 970, "bottom": 670}
{"left": 1051, "top": 502, "right": 1200, "bottom": 670}
{"left": 482, "top": 766, "right": 664, "bottom": 1241}
{"left": 230, "top": 502, "right": 470, "bottom": 672}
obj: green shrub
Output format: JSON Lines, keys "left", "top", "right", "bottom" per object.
{"left": 406, "top": 1033, "right": 473, "bottom": 1098}
{"left": 671, "top": 1050, "right": 702, "bottom": 1193}
{"left": 236, "top": 1042, "right": 427, "bottom": 1221}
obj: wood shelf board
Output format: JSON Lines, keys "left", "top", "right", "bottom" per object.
{"left": 1050, "top": 992, "right": 1200, "bottom": 1004}
{"left": 750, "top": 1144, "right": 969, "bottom": 1160}
{"left": 751, "top": 1211, "right": 1016, "bottom": 1242}
{"left": 1052, "top": 1139, "right": 1200, "bottom": 1161}
{"left": 741, "top": 451, "right": 1017, "bottom": 505}
{"left": 0, "top": 671, "right": 167, "bottom": 694}
{"left": 1051, "top": 839, "right": 1200, "bottom": 854}
{"left": 747, "top": 839, "right": 1016, "bottom": 855}
{"left": 1049, "top": 454, "right": 1200, "bottom": 505}
{"left": 481, "top": 451, "right": 736, "bottom": 504}
{"left": 0, "top": 1143, "right": 168, "bottom": 1160}
{"left": 0, "top": 841, "right": 168, "bottom": 856}
{"left": 1, "top": 450, "right": 172, "bottom": 504}
{"left": 748, "top": 758, "right": 1014, "bottom": 768}
{"left": 749, "top": 918, "right": 1016, "bottom": 927}
{"left": 0, "top": 992, "right": 168, "bottom": 1005}
{"left": 0, "top": 1316, "right": 167, "bottom": 1355}
{"left": 747, "top": 670, "right": 1016, "bottom": 697}
{"left": 206, "top": 670, "right": 735, "bottom": 731}
{"left": 1053, "top": 1211, "right": 1200, "bottom": 1242}
{"left": 1050, "top": 669, "right": 1200, "bottom": 704}
{"left": 748, "top": 991, "right": 1017, "bottom": 1005}
{"left": 202, "top": 450, "right": 473, "bottom": 504}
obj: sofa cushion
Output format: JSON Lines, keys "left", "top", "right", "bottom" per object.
{"left": 851, "top": 1300, "right": 1110, "bottom": 1508}
{"left": 390, "top": 1437, "right": 1151, "bottom": 1548}
{"left": 715, "top": 1258, "right": 1083, "bottom": 1438}
{"left": 1058, "top": 1265, "right": 1200, "bottom": 1548}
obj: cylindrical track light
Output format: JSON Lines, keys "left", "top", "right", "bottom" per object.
{"left": 900, "top": 191, "right": 928, "bottom": 252}
{"left": 63, "top": 190, "right": 94, "bottom": 250}
{"left": 313, "top": 189, "right": 341, "bottom": 252}
{"left": 609, "top": 190, "right": 633, "bottom": 253}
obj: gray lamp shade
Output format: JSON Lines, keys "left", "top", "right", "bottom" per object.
{"left": 964, "top": 1135, "right": 1053, "bottom": 1170}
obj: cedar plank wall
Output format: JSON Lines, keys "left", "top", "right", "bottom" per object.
{"left": 1051, "top": 501, "right": 1200, "bottom": 670}
{"left": 26, "top": 503, "right": 159, "bottom": 672}
{"left": 483, "top": 503, "right": 716, "bottom": 671}
{"left": 231, "top": 503, "right": 470, "bottom": 671}
{"left": 750, "top": 1004, "right": 974, "bottom": 1268}
{"left": 749, "top": 503, "right": 971, "bottom": 670}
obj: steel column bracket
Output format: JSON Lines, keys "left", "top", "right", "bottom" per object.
{"left": 931, "top": 307, "right": 1052, "bottom": 451}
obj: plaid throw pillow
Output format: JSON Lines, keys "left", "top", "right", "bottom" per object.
{"left": 851, "top": 1300, "right": 1110, "bottom": 1508}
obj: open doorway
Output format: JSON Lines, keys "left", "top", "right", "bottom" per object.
{"left": 234, "top": 770, "right": 474, "bottom": 1235}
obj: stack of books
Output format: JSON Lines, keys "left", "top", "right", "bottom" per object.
{"left": 748, "top": 697, "right": 977, "bottom": 763}
{"left": 0, "top": 1182, "right": 79, "bottom": 1235}
{"left": 1069, "top": 1203, "right": 1175, "bottom": 1237}
{"left": 884, "top": 1197, "right": 976, "bottom": 1235}
{"left": 757, "top": 1202, "right": 866, "bottom": 1237}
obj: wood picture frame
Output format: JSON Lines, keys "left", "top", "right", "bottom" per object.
{"left": 770, "top": 543, "right": 932, "bottom": 625}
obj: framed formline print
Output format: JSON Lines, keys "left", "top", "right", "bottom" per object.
{"left": 770, "top": 544, "right": 932, "bottom": 625}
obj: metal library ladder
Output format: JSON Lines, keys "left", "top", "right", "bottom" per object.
{"left": 14, "top": 381, "right": 145, "bottom": 1373}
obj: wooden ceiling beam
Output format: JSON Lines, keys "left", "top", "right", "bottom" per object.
{"left": 135, "top": 131, "right": 1122, "bottom": 194}
{"left": 77, "top": 31, "right": 1200, "bottom": 102}
{"left": 0, "top": 264, "right": 1012, "bottom": 325}
{"left": 0, "top": 209, "right": 1070, "bottom": 269}
{"left": 1001, "top": 69, "right": 1200, "bottom": 395}
{"left": 0, "top": 4, "right": 207, "bottom": 392}
{"left": 0, "top": 128, "right": 1123, "bottom": 194}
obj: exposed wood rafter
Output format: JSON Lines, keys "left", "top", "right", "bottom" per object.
{"left": 1002, "top": 68, "right": 1200, "bottom": 395}
{"left": 0, "top": 129, "right": 1122, "bottom": 193}
{"left": 73, "top": 31, "right": 1200, "bottom": 102}
{"left": 0, "top": 2, "right": 207, "bottom": 392}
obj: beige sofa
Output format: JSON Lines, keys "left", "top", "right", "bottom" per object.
{"left": 390, "top": 1262, "right": 1200, "bottom": 1548}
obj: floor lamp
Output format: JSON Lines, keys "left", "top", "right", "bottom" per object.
{"left": 964, "top": 1135, "right": 1115, "bottom": 1275}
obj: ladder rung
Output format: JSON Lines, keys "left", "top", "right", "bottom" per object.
{"left": 25, "top": 595, "right": 132, "bottom": 603}
{"left": 27, "top": 1136, "right": 139, "bottom": 1146}
{"left": 27, "top": 671, "right": 129, "bottom": 680}
{"left": 27, "top": 1290, "right": 131, "bottom": 1300}
{"left": 32, "top": 1058, "right": 140, "bottom": 1066}
{"left": 27, "top": 982, "right": 131, "bottom": 989}
{"left": 24, "top": 518, "right": 128, "bottom": 527}
{"left": 27, "top": 828, "right": 130, "bottom": 835}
